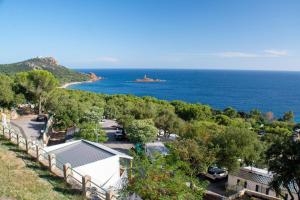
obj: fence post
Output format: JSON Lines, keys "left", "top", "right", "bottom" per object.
{"left": 25, "top": 139, "right": 31, "bottom": 153}
{"left": 8, "top": 129, "right": 12, "bottom": 140}
{"left": 48, "top": 154, "right": 56, "bottom": 172}
{"left": 129, "top": 160, "right": 133, "bottom": 180}
{"left": 16, "top": 134, "right": 20, "bottom": 146}
{"left": 82, "top": 175, "right": 91, "bottom": 198}
{"left": 36, "top": 146, "right": 40, "bottom": 161}
{"left": 106, "top": 190, "right": 114, "bottom": 200}
{"left": 63, "top": 163, "right": 72, "bottom": 183}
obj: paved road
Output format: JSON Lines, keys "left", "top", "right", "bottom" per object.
{"left": 101, "top": 119, "right": 134, "bottom": 154}
{"left": 11, "top": 115, "right": 45, "bottom": 141}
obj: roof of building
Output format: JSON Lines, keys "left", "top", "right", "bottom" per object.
{"left": 231, "top": 167, "right": 272, "bottom": 186}
{"left": 48, "top": 140, "right": 132, "bottom": 168}
{"left": 145, "top": 142, "right": 169, "bottom": 156}
{"left": 231, "top": 166, "right": 298, "bottom": 193}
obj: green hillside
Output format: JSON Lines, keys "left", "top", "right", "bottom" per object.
{"left": 0, "top": 57, "right": 89, "bottom": 84}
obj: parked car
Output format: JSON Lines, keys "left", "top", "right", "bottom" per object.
{"left": 36, "top": 114, "right": 47, "bottom": 122}
{"left": 114, "top": 129, "right": 126, "bottom": 140}
{"left": 205, "top": 166, "right": 228, "bottom": 180}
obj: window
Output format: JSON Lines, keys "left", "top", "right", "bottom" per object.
{"left": 244, "top": 181, "right": 247, "bottom": 188}
{"left": 237, "top": 179, "right": 240, "bottom": 185}
{"left": 266, "top": 188, "right": 270, "bottom": 195}
{"left": 255, "top": 185, "right": 259, "bottom": 192}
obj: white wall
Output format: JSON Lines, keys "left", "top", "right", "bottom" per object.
{"left": 74, "top": 155, "right": 121, "bottom": 189}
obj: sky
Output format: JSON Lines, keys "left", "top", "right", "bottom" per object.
{"left": 0, "top": 0, "right": 300, "bottom": 70}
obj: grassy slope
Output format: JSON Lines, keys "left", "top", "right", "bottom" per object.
{"left": 0, "top": 136, "right": 83, "bottom": 200}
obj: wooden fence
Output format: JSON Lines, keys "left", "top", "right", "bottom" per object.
{"left": 0, "top": 124, "right": 114, "bottom": 200}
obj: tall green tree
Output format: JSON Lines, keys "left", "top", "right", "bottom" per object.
{"left": 16, "top": 70, "right": 58, "bottom": 114}
{"left": 282, "top": 111, "right": 294, "bottom": 122}
{"left": 223, "top": 107, "right": 239, "bottom": 118}
{"left": 213, "top": 126, "right": 262, "bottom": 171}
{"left": 169, "top": 139, "right": 216, "bottom": 177}
{"left": 126, "top": 119, "right": 158, "bottom": 144}
{"left": 0, "top": 74, "right": 15, "bottom": 107}
{"left": 154, "top": 107, "right": 184, "bottom": 138}
{"left": 266, "top": 137, "right": 300, "bottom": 199}
{"left": 76, "top": 122, "right": 107, "bottom": 142}
{"left": 171, "top": 101, "right": 212, "bottom": 121}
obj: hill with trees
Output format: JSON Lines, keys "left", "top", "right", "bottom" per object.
{"left": 0, "top": 57, "right": 89, "bottom": 84}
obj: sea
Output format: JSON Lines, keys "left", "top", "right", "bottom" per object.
{"left": 70, "top": 69, "right": 300, "bottom": 122}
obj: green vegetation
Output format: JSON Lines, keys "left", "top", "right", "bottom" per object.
{"left": 0, "top": 57, "right": 89, "bottom": 84}
{"left": 0, "top": 69, "right": 299, "bottom": 199}
{"left": 126, "top": 119, "right": 158, "bottom": 143}
{"left": 16, "top": 70, "right": 59, "bottom": 114}
{"left": 126, "top": 154, "right": 207, "bottom": 200}
{"left": 266, "top": 136, "right": 300, "bottom": 198}
{"left": 0, "top": 136, "right": 82, "bottom": 200}
{"left": 0, "top": 74, "right": 15, "bottom": 107}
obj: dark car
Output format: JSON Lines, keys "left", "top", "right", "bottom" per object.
{"left": 114, "top": 129, "right": 126, "bottom": 140}
{"left": 36, "top": 114, "right": 47, "bottom": 122}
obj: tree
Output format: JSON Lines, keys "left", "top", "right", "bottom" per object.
{"left": 126, "top": 119, "right": 158, "bottom": 144}
{"left": 282, "top": 111, "right": 294, "bottom": 122}
{"left": 213, "top": 126, "right": 262, "bottom": 172}
{"left": 76, "top": 122, "right": 107, "bottom": 142}
{"left": 266, "top": 137, "right": 300, "bottom": 199}
{"left": 171, "top": 101, "right": 212, "bottom": 121}
{"left": 16, "top": 70, "right": 58, "bottom": 114}
{"left": 250, "top": 109, "right": 264, "bottom": 122}
{"left": 45, "top": 89, "right": 106, "bottom": 130}
{"left": 223, "top": 107, "right": 238, "bottom": 118}
{"left": 215, "top": 114, "right": 231, "bottom": 126}
{"left": 169, "top": 139, "right": 216, "bottom": 176}
{"left": 125, "top": 154, "right": 206, "bottom": 200}
{"left": 154, "top": 107, "right": 184, "bottom": 138}
{"left": 0, "top": 74, "right": 14, "bottom": 107}
{"left": 82, "top": 106, "right": 104, "bottom": 123}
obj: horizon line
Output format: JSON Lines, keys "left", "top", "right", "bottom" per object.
{"left": 69, "top": 67, "right": 300, "bottom": 72}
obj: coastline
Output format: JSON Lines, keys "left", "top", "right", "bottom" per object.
{"left": 59, "top": 80, "right": 95, "bottom": 89}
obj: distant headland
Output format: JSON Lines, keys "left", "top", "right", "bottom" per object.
{"left": 60, "top": 72, "right": 102, "bottom": 89}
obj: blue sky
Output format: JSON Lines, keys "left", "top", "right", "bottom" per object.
{"left": 0, "top": 0, "right": 299, "bottom": 70}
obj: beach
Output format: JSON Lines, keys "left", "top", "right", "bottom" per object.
{"left": 59, "top": 80, "right": 96, "bottom": 89}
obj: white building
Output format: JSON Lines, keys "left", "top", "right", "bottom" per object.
{"left": 228, "top": 166, "right": 298, "bottom": 200}
{"left": 43, "top": 140, "right": 133, "bottom": 190}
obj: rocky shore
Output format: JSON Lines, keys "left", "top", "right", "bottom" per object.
{"left": 59, "top": 72, "right": 102, "bottom": 89}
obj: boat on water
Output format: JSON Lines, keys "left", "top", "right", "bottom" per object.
{"left": 134, "top": 74, "right": 164, "bottom": 82}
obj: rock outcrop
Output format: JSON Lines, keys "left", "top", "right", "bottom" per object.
{"left": 88, "top": 72, "right": 102, "bottom": 81}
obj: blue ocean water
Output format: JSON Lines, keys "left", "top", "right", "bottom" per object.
{"left": 70, "top": 69, "right": 300, "bottom": 121}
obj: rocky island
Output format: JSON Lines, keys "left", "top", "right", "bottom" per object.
{"left": 88, "top": 72, "right": 102, "bottom": 81}
{"left": 134, "top": 74, "right": 164, "bottom": 82}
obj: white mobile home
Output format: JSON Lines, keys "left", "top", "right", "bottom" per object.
{"left": 43, "top": 140, "right": 133, "bottom": 190}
